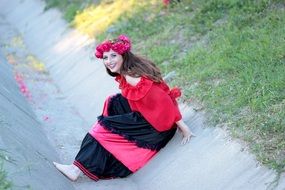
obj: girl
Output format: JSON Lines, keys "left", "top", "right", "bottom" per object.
{"left": 53, "top": 34, "right": 194, "bottom": 181}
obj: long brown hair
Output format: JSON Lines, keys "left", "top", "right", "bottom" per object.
{"left": 106, "top": 51, "right": 163, "bottom": 83}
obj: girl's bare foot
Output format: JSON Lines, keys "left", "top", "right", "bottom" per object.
{"left": 53, "top": 162, "right": 81, "bottom": 181}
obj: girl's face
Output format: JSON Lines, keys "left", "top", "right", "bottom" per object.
{"left": 102, "top": 49, "right": 123, "bottom": 73}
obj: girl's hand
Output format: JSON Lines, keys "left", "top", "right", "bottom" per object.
{"left": 176, "top": 119, "right": 196, "bottom": 145}
{"left": 180, "top": 127, "right": 196, "bottom": 145}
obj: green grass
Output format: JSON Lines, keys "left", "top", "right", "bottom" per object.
{"left": 99, "top": 0, "right": 285, "bottom": 172}
{"left": 44, "top": 0, "right": 96, "bottom": 22}
{"left": 0, "top": 153, "right": 12, "bottom": 190}
{"left": 45, "top": 0, "right": 285, "bottom": 173}
{"left": 0, "top": 119, "right": 12, "bottom": 189}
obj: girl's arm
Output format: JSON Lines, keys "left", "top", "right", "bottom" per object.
{"left": 176, "top": 119, "right": 195, "bottom": 145}
{"left": 126, "top": 74, "right": 195, "bottom": 144}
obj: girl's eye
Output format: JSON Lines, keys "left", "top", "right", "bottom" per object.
{"left": 111, "top": 54, "right": 117, "bottom": 58}
{"left": 103, "top": 56, "right": 107, "bottom": 60}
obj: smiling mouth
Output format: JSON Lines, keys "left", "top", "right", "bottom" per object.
{"left": 107, "top": 63, "right": 116, "bottom": 69}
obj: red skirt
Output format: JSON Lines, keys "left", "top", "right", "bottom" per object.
{"left": 74, "top": 94, "right": 176, "bottom": 180}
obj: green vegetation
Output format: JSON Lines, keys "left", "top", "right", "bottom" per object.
{"left": 44, "top": 0, "right": 96, "bottom": 22}
{"left": 0, "top": 153, "right": 12, "bottom": 190}
{"left": 44, "top": 0, "right": 285, "bottom": 174}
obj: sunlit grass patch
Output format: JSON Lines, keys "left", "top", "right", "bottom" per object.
{"left": 73, "top": 0, "right": 160, "bottom": 37}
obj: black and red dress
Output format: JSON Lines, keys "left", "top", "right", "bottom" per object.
{"left": 73, "top": 75, "right": 182, "bottom": 180}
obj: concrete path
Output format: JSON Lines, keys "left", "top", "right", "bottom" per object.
{"left": 0, "top": 0, "right": 284, "bottom": 189}
{"left": 0, "top": 4, "right": 137, "bottom": 190}
{"left": 0, "top": 21, "right": 74, "bottom": 190}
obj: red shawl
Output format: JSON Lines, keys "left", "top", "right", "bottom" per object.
{"left": 115, "top": 76, "right": 182, "bottom": 132}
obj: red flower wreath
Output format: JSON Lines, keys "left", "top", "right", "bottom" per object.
{"left": 95, "top": 34, "right": 131, "bottom": 59}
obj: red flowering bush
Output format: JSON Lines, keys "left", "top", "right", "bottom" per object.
{"left": 163, "top": 0, "right": 170, "bottom": 6}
